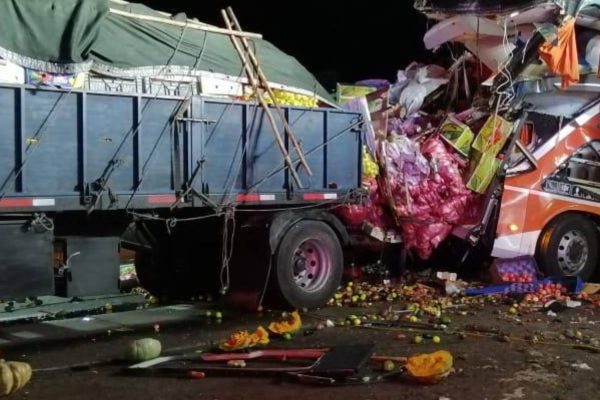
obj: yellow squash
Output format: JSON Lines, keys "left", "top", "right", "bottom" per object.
{"left": 0, "top": 360, "right": 32, "bottom": 396}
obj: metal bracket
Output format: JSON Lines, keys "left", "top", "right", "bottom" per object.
{"left": 177, "top": 117, "right": 217, "bottom": 125}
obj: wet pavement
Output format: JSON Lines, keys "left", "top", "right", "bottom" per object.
{"left": 3, "top": 296, "right": 600, "bottom": 400}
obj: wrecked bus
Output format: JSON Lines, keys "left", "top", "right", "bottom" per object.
{"left": 415, "top": 0, "right": 600, "bottom": 280}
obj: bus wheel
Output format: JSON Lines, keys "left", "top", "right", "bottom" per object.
{"left": 537, "top": 214, "right": 599, "bottom": 281}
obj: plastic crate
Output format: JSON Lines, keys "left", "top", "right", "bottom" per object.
{"left": 86, "top": 76, "right": 141, "bottom": 94}
{"left": 490, "top": 256, "right": 543, "bottom": 284}
{"left": 465, "top": 276, "right": 584, "bottom": 296}
{"left": 143, "top": 77, "right": 198, "bottom": 97}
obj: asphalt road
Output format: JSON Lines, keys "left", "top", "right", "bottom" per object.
{"left": 4, "top": 301, "right": 600, "bottom": 400}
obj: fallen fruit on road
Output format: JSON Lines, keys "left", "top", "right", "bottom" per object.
{"left": 283, "top": 333, "right": 293, "bottom": 341}
{"left": 405, "top": 351, "right": 454, "bottom": 384}
{"left": 0, "top": 360, "right": 32, "bottom": 396}
{"left": 383, "top": 360, "right": 395, "bottom": 371}
{"left": 268, "top": 311, "right": 302, "bottom": 335}
{"left": 227, "top": 360, "right": 247, "bottom": 368}
{"left": 219, "top": 327, "right": 270, "bottom": 351}
{"left": 414, "top": 335, "right": 423, "bottom": 344}
{"left": 433, "top": 336, "right": 441, "bottom": 344}
{"left": 126, "top": 338, "right": 162, "bottom": 363}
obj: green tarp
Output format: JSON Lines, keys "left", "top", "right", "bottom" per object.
{"left": 0, "top": 0, "right": 331, "bottom": 101}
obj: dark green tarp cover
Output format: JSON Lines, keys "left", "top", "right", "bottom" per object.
{"left": 0, "top": 0, "right": 331, "bottom": 100}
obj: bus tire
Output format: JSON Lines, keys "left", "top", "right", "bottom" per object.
{"left": 537, "top": 213, "right": 599, "bottom": 281}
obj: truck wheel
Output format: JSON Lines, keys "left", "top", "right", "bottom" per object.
{"left": 537, "top": 214, "right": 599, "bottom": 281}
{"left": 274, "top": 220, "right": 343, "bottom": 309}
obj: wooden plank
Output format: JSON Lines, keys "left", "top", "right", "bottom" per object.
{"left": 110, "top": 8, "right": 263, "bottom": 40}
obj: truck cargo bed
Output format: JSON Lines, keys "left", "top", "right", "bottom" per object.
{"left": 0, "top": 84, "right": 362, "bottom": 213}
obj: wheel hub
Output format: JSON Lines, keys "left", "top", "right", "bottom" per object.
{"left": 557, "top": 230, "right": 589, "bottom": 275}
{"left": 292, "top": 239, "right": 332, "bottom": 293}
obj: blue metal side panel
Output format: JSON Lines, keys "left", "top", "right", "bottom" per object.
{"left": 325, "top": 111, "right": 361, "bottom": 190}
{"left": 138, "top": 98, "right": 179, "bottom": 192}
{"left": 245, "top": 106, "right": 286, "bottom": 191}
{"left": 0, "top": 88, "right": 16, "bottom": 194}
{"left": 86, "top": 94, "right": 135, "bottom": 192}
{"left": 23, "top": 90, "right": 78, "bottom": 195}
{"left": 288, "top": 108, "right": 326, "bottom": 190}
{"left": 198, "top": 100, "right": 245, "bottom": 197}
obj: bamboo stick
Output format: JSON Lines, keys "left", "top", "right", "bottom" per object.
{"left": 221, "top": 11, "right": 304, "bottom": 188}
{"left": 110, "top": 8, "right": 263, "bottom": 39}
{"left": 226, "top": 7, "right": 313, "bottom": 177}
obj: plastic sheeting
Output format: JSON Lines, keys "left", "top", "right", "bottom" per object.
{"left": 389, "top": 63, "right": 449, "bottom": 117}
{"left": 0, "top": 0, "right": 332, "bottom": 102}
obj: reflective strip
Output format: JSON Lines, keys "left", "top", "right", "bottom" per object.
{"left": 303, "top": 193, "right": 338, "bottom": 201}
{"left": 0, "top": 198, "right": 55, "bottom": 207}
{"left": 236, "top": 194, "right": 276, "bottom": 202}
{"left": 0, "top": 198, "right": 31, "bottom": 207}
{"left": 148, "top": 195, "right": 178, "bottom": 204}
{"left": 32, "top": 198, "right": 55, "bottom": 207}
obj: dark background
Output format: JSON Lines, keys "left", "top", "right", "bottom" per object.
{"left": 143, "top": 1, "right": 432, "bottom": 90}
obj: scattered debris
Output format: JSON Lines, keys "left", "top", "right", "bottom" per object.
{"left": 571, "top": 362, "right": 593, "bottom": 371}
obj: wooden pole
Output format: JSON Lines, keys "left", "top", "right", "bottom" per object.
{"left": 110, "top": 8, "right": 263, "bottom": 39}
{"left": 226, "top": 7, "right": 313, "bottom": 177}
{"left": 221, "top": 11, "right": 304, "bottom": 188}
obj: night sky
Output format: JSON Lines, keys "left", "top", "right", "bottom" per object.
{"left": 143, "top": 1, "right": 432, "bottom": 90}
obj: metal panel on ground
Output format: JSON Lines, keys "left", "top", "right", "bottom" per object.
{"left": 58, "top": 236, "right": 120, "bottom": 297}
{"left": 0, "top": 222, "right": 54, "bottom": 298}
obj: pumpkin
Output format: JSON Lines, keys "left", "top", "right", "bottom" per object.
{"left": 405, "top": 351, "right": 453, "bottom": 384}
{"left": 126, "top": 338, "right": 162, "bottom": 363}
{"left": 0, "top": 360, "right": 32, "bottom": 396}
{"left": 219, "top": 326, "right": 270, "bottom": 351}
{"left": 268, "top": 311, "right": 302, "bottom": 335}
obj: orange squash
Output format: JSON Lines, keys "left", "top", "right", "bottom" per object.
{"left": 253, "top": 326, "right": 270, "bottom": 345}
{"left": 268, "top": 311, "right": 302, "bottom": 335}
{"left": 405, "top": 350, "right": 453, "bottom": 384}
{"left": 219, "top": 326, "right": 270, "bottom": 351}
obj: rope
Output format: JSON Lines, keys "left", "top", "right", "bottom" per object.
{"left": 219, "top": 207, "right": 236, "bottom": 294}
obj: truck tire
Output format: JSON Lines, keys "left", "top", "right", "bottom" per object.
{"left": 536, "top": 214, "right": 599, "bottom": 281}
{"left": 274, "top": 220, "right": 343, "bottom": 309}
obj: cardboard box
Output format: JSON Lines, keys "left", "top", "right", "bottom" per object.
{"left": 337, "top": 84, "right": 378, "bottom": 105}
{"left": 0, "top": 59, "right": 24, "bottom": 84}
{"left": 467, "top": 151, "right": 501, "bottom": 194}
{"left": 440, "top": 116, "right": 475, "bottom": 157}
{"left": 472, "top": 114, "right": 513, "bottom": 156}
